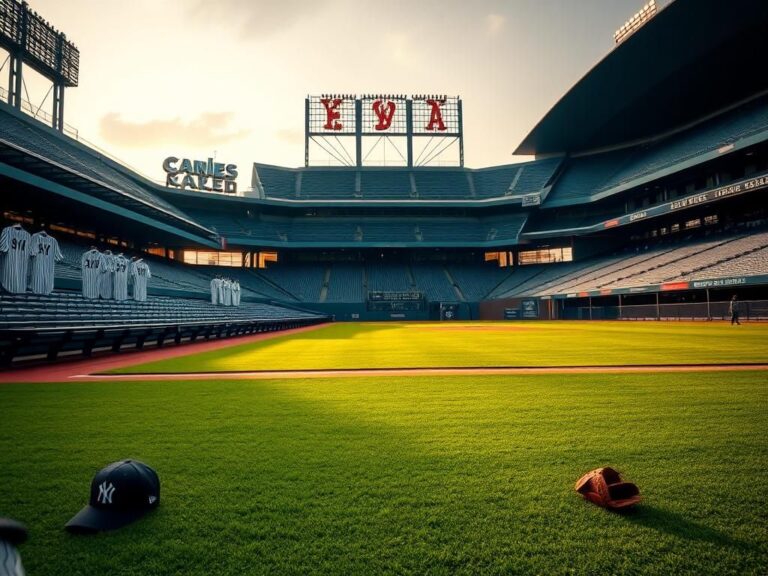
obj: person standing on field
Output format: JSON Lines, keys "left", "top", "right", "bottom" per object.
{"left": 729, "top": 295, "right": 741, "bottom": 325}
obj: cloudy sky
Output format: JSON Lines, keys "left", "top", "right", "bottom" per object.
{"left": 13, "top": 0, "right": 656, "bottom": 187}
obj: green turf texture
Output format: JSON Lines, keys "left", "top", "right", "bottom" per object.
{"left": 112, "top": 321, "right": 768, "bottom": 374}
{"left": 1, "top": 372, "right": 766, "bottom": 575}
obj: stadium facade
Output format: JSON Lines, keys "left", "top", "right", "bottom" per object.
{"left": 2, "top": 0, "right": 768, "bottom": 346}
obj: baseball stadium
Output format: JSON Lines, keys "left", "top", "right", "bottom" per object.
{"left": 1, "top": 0, "right": 767, "bottom": 574}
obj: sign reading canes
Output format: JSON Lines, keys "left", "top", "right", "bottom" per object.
{"left": 163, "top": 157, "right": 238, "bottom": 194}
{"left": 306, "top": 94, "right": 463, "bottom": 167}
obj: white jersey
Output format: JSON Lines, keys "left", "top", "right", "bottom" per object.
{"left": 0, "top": 225, "right": 32, "bottom": 293}
{"left": 222, "top": 280, "right": 232, "bottom": 306}
{"left": 29, "top": 232, "right": 63, "bottom": 295}
{"left": 113, "top": 255, "right": 130, "bottom": 301}
{"left": 99, "top": 252, "right": 117, "bottom": 299}
{"left": 210, "top": 278, "right": 222, "bottom": 305}
{"left": 81, "top": 249, "right": 105, "bottom": 299}
{"left": 130, "top": 260, "right": 151, "bottom": 301}
{"left": 232, "top": 281, "right": 241, "bottom": 306}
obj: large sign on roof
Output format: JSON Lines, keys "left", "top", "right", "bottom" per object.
{"left": 305, "top": 94, "right": 463, "bottom": 167}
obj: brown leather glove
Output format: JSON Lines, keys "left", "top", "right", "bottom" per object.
{"left": 575, "top": 467, "right": 641, "bottom": 510}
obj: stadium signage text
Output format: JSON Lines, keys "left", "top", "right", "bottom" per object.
{"left": 602, "top": 171, "right": 768, "bottom": 231}
{"left": 319, "top": 96, "right": 447, "bottom": 132}
{"left": 163, "top": 157, "right": 238, "bottom": 194}
{"left": 691, "top": 277, "right": 747, "bottom": 289}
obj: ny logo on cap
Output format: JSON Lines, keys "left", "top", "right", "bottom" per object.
{"left": 97, "top": 481, "right": 116, "bottom": 504}
{"left": 148, "top": 495, "right": 157, "bottom": 505}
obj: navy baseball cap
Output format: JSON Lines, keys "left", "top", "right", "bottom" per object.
{"left": 65, "top": 460, "right": 160, "bottom": 534}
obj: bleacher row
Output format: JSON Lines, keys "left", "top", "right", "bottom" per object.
{"left": 546, "top": 95, "right": 768, "bottom": 205}
{"left": 489, "top": 229, "right": 768, "bottom": 298}
{"left": 37, "top": 229, "right": 768, "bottom": 305}
{"left": 0, "top": 292, "right": 319, "bottom": 330}
{"left": 188, "top": 214, "right": 530, "bottom": 244}
{"left": 0, "top": 291, "right": 327, "bottom": 365}
{"left": 255, "top": 158, "right": 562, "bottom": 201}
{"left": 0, "top": 106, "right": 199, "bottom": 228}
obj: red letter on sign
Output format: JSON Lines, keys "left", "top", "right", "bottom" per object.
{"left": 372, "top": 100, "right": 396, "bottom": 131}
{"left": 425, "top": 99, "right": 447, "bottom": 131}
{"left": 321, "top": 98, "right": 344, "bottom": 130}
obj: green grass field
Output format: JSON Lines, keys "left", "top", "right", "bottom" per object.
{"left": 2, "top": 321, "right": 767, "bottom": 575}
{"left": 112, "top": 321, "right": 768, "bottom": 373}
{"left": 1, "top": 372, "right": 766, "bottom": 575}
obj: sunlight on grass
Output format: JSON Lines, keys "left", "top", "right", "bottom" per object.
{"left": 112, "top": 321, "right": 768, "bottom": 374}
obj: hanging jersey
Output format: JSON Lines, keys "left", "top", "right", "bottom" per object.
{"left": 0, "top": 225, "right": 33, "bottom": 294}
{"left": 131, "top": 260, "right": 151, "bottom": 301}
{"left": 99, "top": 253, "right": 117, "bottom": 299}
{"left": 210, "top": 278, "right": 221, "bottom": 305}
{"left": 232, "top": 281, "right": 241, "bottom": 306}
{"left": 81, "top": 249, "right": 104, "bottom": 299}
{"left": 29, "top": 232, "right": 63, "bottom": 295}
{"left": 113, "top": 255, "right": 130, "bottom": 301}
{"left": 222, "top": 280, "right": 232, "bottom": 306}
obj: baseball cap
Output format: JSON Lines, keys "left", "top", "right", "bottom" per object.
{"left": 65, "top": 460, "right": 160, "bottom": 534}
{"left": 0, "top": 518, "right": 28, "bottom": 545}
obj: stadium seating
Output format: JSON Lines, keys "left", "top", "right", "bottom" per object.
{"left": 325, "top": 263, "right": 365, "bottom": 302}
{"left": 0, "top": 107, "right": 201, "bottom": 228}
{"left": 412, "top": 170, "right": 472, "bottom": 199}
{"left": 365, "top": 262, "right": 413, "bottom": 292}
{"left": 448, "top": 264, "right": 513, "bottom": 301}
{"left": 259, "top": 264, "right": 326, "bottom": 302}
{"left": 299, "top": 170, "right": 357, "bottom": 198}
{"left": 602, "top": 96, "right": 768, "bottom": 191}
{"left": 544, "top": 148, "right": 636, "bottom": 205}
{"left": 489, "top": 229, "right": 768, "bottom": 298}
{"left": 409, "top": 263, "right": 458, "bottom": 301}
{"left": 254, "top": 162, "right": 564, "bottom": 202}
{"left": 0, "top": 291, "right": 327, "bottom": 365}
{"left": 544, "top": 96, "right": 768, "bottom": 206}
{"left": 360, "top": 170, "right": 413, "bottom": 198}
{"left": 254, "top": 165, "right": 298, "bottom": 198}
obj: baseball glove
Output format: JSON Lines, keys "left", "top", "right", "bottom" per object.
{"left": 575, "top": 467, "right": 641, "bottom": 510}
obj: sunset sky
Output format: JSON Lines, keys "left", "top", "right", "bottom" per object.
{"left": 10, "top": 0, "right": 659, "bottom": 188}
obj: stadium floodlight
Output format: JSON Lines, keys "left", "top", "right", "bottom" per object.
{"left": 0, "top": 0, "right": 79, "bottom": 131}
{"left": 614, "top": 0, "right": 657, "bottom": 45}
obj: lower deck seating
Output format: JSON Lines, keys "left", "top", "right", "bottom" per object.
{"left": 0, "top": 291, "right": 327, "bottom": 365}
{"left": 489, "top": 229, "right": 768, "bottom": 298}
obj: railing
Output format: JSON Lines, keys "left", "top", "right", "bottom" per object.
{"left": 562, "top": 299, "right": 768, "bottom": 321}
{"left": 0, "top": 87, "right": 169, "bottom": 185}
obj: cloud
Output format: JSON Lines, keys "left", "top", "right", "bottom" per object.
{"left": 99, "top": 112, "right": 249, "bottom": 148}
{"left": 383, "top": 33, "right": 423, "bottom": 68}
{"left": 190, "top": 0, "right": 335, "bottom": 38}
{"left": 275, "top": 128, "right": 303, "bottom": 145}
{"left": 486, "top": 13, "right": 506, "bottom": 36}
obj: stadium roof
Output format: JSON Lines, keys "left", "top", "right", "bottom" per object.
{"left": 515, "top": 0, "right": 768, "bottom": 156}
{"left": 0, "top": 102, "right": 216, "bottom": 243}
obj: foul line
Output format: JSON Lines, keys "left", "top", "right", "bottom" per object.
{"left": 71, "top": 363, "right": 768, "bottom": 381}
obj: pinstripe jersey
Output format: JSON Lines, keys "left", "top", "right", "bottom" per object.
{"left": 210, "top": 278, "right": 222, "bottom": 305}
{"left": 222, "top": 279, "right": 232, "bottom": 306}
{"left": 112, "top": 254, "right": 130, "bottom": 301}
{"left": 0, "top": 225, "right": 32, "bottom": 294}
{"left": 29, "top": 232, "right": 63, "bottom": 295}
{"left": 98, "top": 252, "right": 117, "bottom": 299}
{"left": 232, "top": 280, "right": 241, "bottom": 306}
{"left": 0, "top": 539, "right": 25, "bottom": 576}
{"left": 81, "top": 249, "right": 105, "bottom": 299}
{"left": 130, "top": 260, "right": 151, "bottom": 301}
